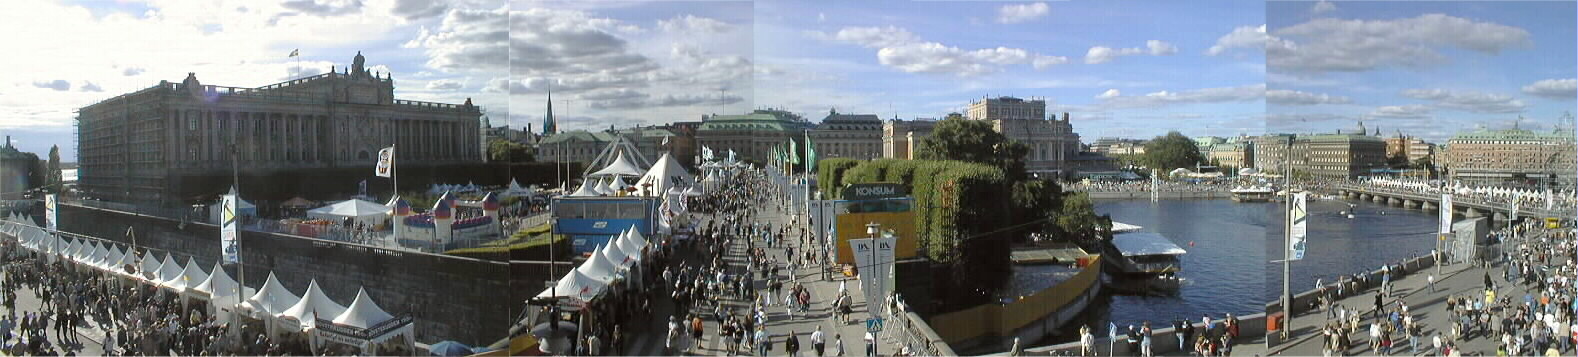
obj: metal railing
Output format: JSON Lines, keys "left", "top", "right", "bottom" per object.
{"left": 1337, "top": 183, "right": 1577, "bottom": 217}
{"left": 888, "top": 295, "right": 957, "bottom": 356}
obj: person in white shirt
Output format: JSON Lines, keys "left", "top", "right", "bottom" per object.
{"left": 1080, "top": 325, "right": 1095, "bottom": 356}
{"left": 812, "top": 326, "right": 826, "bottom": 356}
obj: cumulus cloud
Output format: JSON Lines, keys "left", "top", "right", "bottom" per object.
{"left": 1206, "top": 25, "right": 1268, "bottom": 56}
{"left": 390, "top": 0, "right": 446, "bottom": 20}
{"left": 122, "top": 67, "right": 145, "bottom": 76}
{"left": 1093, "top": 84, "right": 1265, "bottom": 109}
{"left": 1399, "top": 88, "right": 1525, "bottom": 113}
{"left": 1085, "top": 40, "right": 1176, "bottom": 64}
{"left": 425, "top": 78, "right": 463, "bottom": 90}
{"left": 1267, "top": 89, "right": 1351, "bottom": 105}
{"left": 31, "top": 80, "right": 69, "bottom": 91}
{"left": 587, "top": 93, "right": 742, "bottom": 110}
{"left": 79, "top": 81, "right": 103, "bottom": 92}
{"left": 405, "top": 6, "right": 508, "bottom": 72}
{"left": 280, "top": 0, "right": 363, "bottom": 16}
{"left": 1270, "top": 14, "right": 1532, "bottom": 73}
{"left": 1368, "top": 105, "right": 1433, "bottom": 119}
{"left": 509, "top": 8, "right": 655, "bottom": 77}
{"left": 1311, "top": 1, "right": 1336, "bottom": 15}
{"left": 1521, "top": 78, "right": 1577, "bottom": 100}
{"left": 997, "top": 2, "right": 1049, "bottom": 24}
{"left": 658, "top": 14, "right": 729, "bottom": 34}
{"left": 817, "top": 25, "right": 1065, "bottom": 75}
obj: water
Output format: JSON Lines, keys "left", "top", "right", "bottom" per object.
{"left": 1265, "top": 197, "right": 1440, "bottom": 302}
{"left": 1035, "top": 198, "right": 1438, "bottom": 341}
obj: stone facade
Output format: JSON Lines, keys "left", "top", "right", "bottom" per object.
{"left": 1251, "top": 134, "right": 1294, "bottom": 172}
{"left": 809, "top": 109, "right": 883, "bottom": 160}
{"left": 1444, "top": 126, "right": 1576, "bottom": 186}
{"left": 1206, "top": 142, "right": 1253, "bottom": 171}
{"left": 966, "top": 97, "right": 1082, "bottom": 173}
{"left": 882, "top": 119, "right": 938, "bottom": 160}
{"left": 1290, "top": 125, "right": 1388, "bottom": 179}
{"left": 966, "top": 96, "right": 1046, "bottom": 121}
{"left": 76, "top": 53, "right": 484, "bottom": 205}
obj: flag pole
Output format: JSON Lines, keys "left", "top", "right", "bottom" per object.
{"left": 392, "top": 143, "right": 399, "bottom": 200}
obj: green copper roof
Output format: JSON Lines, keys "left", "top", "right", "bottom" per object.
{"left": 699, "top": 109, "right": 813, "bottom": 132}
{"left": 539, "top": 130, "right": 618, "bottom": 144}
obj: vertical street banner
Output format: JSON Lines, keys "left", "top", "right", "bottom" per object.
{"left": 375, "top": 146, "right": 394, "bottom": 177}
{"left": 1439, "top": 194, "right": 1453, "bottom": 234}
{"left": 850, "top": 238, "right": 878, "bottom": 317}
{"left": 1289, "top": 192, "right": 1308, "bottom": 261}
{"left": 221, "top": 192, "right": 241, "bottom": 264}
{"left": 873, "top": 234, "right": 896, "bottom": 315}
{"left": 1510, "top": 202, "right": 1519, "bottom": 227}
{"left": 1544, "top": 188, "right": 1553, "bottom": 211}
{"left": 44, "top": 194, "right": 57, "bottom": 233}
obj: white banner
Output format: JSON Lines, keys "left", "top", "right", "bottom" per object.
{"left": 850, "top": 235, "right": 897, "bottom": 318}
{"left": 375, "top": 146, "right": 394, "bottom": 178}
{"left": 45, "top": 194, "right": 58, "bottom": 254}
{"left": 1440, "top": 194, "right": 1453, "bottom": 234}
{"left": 1289, "top": 192, "right": 1307, "bottom": 261}
{"left": 221, "top": 193, "right": 241, "bottom": 264}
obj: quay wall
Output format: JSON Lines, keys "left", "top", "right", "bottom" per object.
{"left": 928, "top": 256, "right": 1102, "bottom": 352}
{"left": 54, "top": 203, "right": 511, "bottom": 347}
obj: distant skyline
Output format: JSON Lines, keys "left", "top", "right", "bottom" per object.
{"left": 1267, "top": 1, "right": 1577, "bottom": 143}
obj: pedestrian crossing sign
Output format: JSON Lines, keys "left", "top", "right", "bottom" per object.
{"left": 867, "top": 318, "right": 884, "bottom": 332}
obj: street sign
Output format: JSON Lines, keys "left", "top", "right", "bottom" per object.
{"left": 866, "top": 318, "right": 884, "bottom": 332}
{"left": 843, "top": 183, "right": 908, "bottom": 201}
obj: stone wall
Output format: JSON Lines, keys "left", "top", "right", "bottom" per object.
{"left": 57, "top": 204, "right": 510, "bottom": 346}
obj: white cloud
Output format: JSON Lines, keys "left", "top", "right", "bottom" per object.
{"left": 31, "top": 80, "right": 69, "bottom": 91}
{"left": 1311, "top": 1, "right": 1336, "bottom": 15}
{"left": 1368, "top": 105, "right": 1433, "bottom": 119}
{"left": 1095, "top": 89, "right": 1120, "bottom": 99}
{"left": 658, "top": 14, "right": 729, "bottom": 34}
{"left": 1399, "top": 88, "right": 1525, "bottom": 113}
{"left": 818, "top": 12, "right": 826, "bottom": 23}
{"left": 78, "top": 81, "right": 103, "bottom": 92}
{"left": 819, "top": 25, "right": 1064, "bottom": 76}
{"left": 1271, "top": 14, "right": 1532, "bottom": 73}
{"left": 1094, "top": 84, "right": 1265, "bottom": 109}
{"left": 1206, "top": 24, "right": 1268, "bottom": 56}
{"left": 1521, "top": 78, "right": 1577, "bottom": 100}
{"left": 425, "top": 78, "right": 463, "bottom": 90}
{"left": 1266, "top": 89, "right": 1351, "bottom": 105}
{"left": 388, "top": 0, "right": 446, "bottom": 20}
{"left": 996, "top": 2, "right": 1049, "bottom": 24}
{"left": 404, "top": 6, "right": 508, "bottom": 72}
{"left": 121, "top": 67, "right": 145, "bottom": 76}
{"left": 280, "top": 0, "right": 363, "bottom": 17}
{"left": 1085, "top": 40, "right": 1176, "bottom": 64}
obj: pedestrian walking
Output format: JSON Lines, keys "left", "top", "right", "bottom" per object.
{"left": 812, "top": 326, "right": 826, "bottom": 356}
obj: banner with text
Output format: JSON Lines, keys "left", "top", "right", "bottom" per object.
{"left": 221, "top": 193, "right": 241, "bottom": 264}
{"left": 1440, "top": 194, "right": 1453, "bottom": 234}
{"left": 1289, "top": 192, "right": 1308, "bottom": 261}
{"left": 850, "top": 235, "right": 897, "bottom": 318}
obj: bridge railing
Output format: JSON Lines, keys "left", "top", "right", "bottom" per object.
{"left": 889, "top": 295, "right": 957, "bottom": 356}
{"left": 1338, "top": 184, "right": 1576, "bottom": 217}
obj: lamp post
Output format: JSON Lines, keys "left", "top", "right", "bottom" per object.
{"left": 864, "top": 221, "right": 881, "bottom": 357}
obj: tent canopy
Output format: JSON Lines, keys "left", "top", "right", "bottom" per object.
{"left": 166, "top": 257, "right": 209, "bottom": 292}
{"left": 589, "top": 151, "right": 646, "bottom": 178}
{"left": 307, "top": 199, "right": 391, "bottom": 226}
{"left": 246, "top": 272, "right": 302, "bottom": 317}
{"left": 281, "top": 279, "right": 347, "bottom": 329}
{"left": 156, "top": 253, "right": 184, "bottom": 286}
{"left": 637, "top": 153, "right": 694, "bottom": 196}
{"left": 535, "top": 269, "right": 605, "bottom": 303}
{"left": 570, "top": 180, "right": 602, "bottom": 197}
{"left": 576, "top": 246, "right": 618, "bottom": 284}
{"left": 332, "top": 287, "right": 396, "bottom": 329}
{"left": 195, "top": 262, "right": 236, "bottom": 296}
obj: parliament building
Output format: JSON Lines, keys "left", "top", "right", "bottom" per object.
{"left": 77, "top": 53, "right": 485, "bottom": 204}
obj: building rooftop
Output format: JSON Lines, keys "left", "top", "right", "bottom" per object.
{"left": 1449, "top": 127, "right": 1574, "bottom": 142}
{"left": 539, "top": 130, "right": 619, "bottom": 144}
{"left": 699, "top": 109, "right": 813, "bottom": 131}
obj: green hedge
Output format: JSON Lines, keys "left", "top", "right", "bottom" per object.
{"left": 817, "top": 158, "right": 863, "bottom": 199}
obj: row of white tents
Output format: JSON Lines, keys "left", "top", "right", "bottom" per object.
{"left": 535, "top": 226, "right": 649, "bottom": 304}
{"left": 0, "top": 214, "right": 412, "bottom": 354}
{"left": 570, "top": 151, "right": 700, "bottom": 198}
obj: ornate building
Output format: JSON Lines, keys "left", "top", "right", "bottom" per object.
{"left": 695, "top": 109, "right": 813, "bottom": 164}
{"left": 1444, "top": 124, "right": 1576, "bottom": 187}
{"left": 808, "top": 109, "right": 882, "bottom": 160}
{"left": 1251, "top": 134, "right": 1294, "bottom": 172}
{"left": 1290, "top": 122, "right": 1387, "bottom": 179}
{"left": 76, "top": 52, "right": 485, "bottom": 204}
{"left": 966, "top": 96, "right": 1082, "bottom": 174}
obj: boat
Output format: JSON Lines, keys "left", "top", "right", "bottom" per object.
{"left": 1230, "top": 186, "right": 1275, "bottom": 202}
{"left": 1100, "top": 232, "right": 1187, "bottom": 293}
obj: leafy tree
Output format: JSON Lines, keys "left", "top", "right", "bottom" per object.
{"left": 1142, "top": 131, "right": 1205, "bottom": 171}
{"left": 915, "top": 118, "right": 1030, "bottom": 180}
{"left": 1056, "top": 192, "right": 1102, "bottom": 246}
{"left": 45, "top": 145, "right": 60, "bottom": 193}
{"left": 487, "top": 138, "right": 534, "bottom": 163}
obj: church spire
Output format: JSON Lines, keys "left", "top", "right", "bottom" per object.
{"left": 543, "top": 86, "right": 557, "bottom": 135}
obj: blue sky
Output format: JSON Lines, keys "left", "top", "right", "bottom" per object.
{"left": 1267, "top": 1, "right": 1577, "bottom": 142}
{"left": 510, "top": 0, "right": 1266, "bottom": 140}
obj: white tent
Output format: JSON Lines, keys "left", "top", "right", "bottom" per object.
{"left": 684, "top": 186, "right": 703, "bottom": 197}
{"left": 166, "top": 257, "right": 210, "bottom": 293}
{"left": 281, "top": 280, "right": 347, "bottom": 330}
{"left": 324, "top": 287, "right": 413, "bottom": 355}
{"left": 535, "top": 269, "right": 605, "bottom": 303}
{"left": 502, "top": 179, "right": 536, "bottom": 198}
{"left": 307, "top": 199, "right": 391, "bottom": 226}
{"left": 589, "top": 151, "right": 646, "bottom": 178}
{"left": 101, "top": 246, "right": 125, "bottom": 272}
{"left": 592, "top": 178, "right": 612, "bottom": 195}
{"left": 156, "top": 253, "right": 185, "bottom": 287}
{"left": 614, "top": 231, "right": 643, "bottom": 264}
{"left": 625, "top": 226, "right": 648, "bottom": 247}
{"left": 195, "top": 262, "right": 236, "bottom": 296}
{"left": 600, "top": 239, "right": 631, "bottom": 267}
{"left": 575, "top": 246, "right": 619, "bottom": 284}
{"left": 90, "top": 243, "right": 111, "bottom": 268}
{"left": 570, "top": 180, "right": 602, "bottom": 197}
{"left": 246, "top": 272, "right": 303, "bottom": 318}
{"left": 138, "top": 252, "right": 162, "bottom": 280}
{"left": 637, "top": 153, "right": 694, "bottom": 196}
{"left": 607, "top": 176, "right": 629, "bottom": 195}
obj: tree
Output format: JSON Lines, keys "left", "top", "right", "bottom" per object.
{"left": 1056, "top": 192, "right": 1102, "bottom": 246}
{"left": 1142, "top": 131, "right": 1205, "bottom": 171}
{"left": 487, "top": 138, "right": 534, "bottom": 163}
{"left": 915, "top": 118, "right": 1030, "bottom": 180}
{"left": 45, "top": 145, "right": 60, "bottom": 193}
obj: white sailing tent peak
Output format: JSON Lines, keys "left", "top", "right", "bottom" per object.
{"left": 576, "top": 245, "right": 618, "bottom": 284}
{"left": 332, "top": 287, "right": 398, "bottom": 329}
{"left": 588, "top": 151, "right": 647, "bottom": 178}
{"left": 281, "top": 279, "right": 347, "bottom": 330}
{"left": 536, "top": 269, "right": 605, "bottom": 303}
{"left": 166, "top": 257, "right": 210, "bottom": 293}
{"left": 570, "top": 180, "right": 602, "bottom": 197}
{"left": 307, "top": 199, "right": 392, "bottom": 226}
{"left": 637, "top": 153, "right": 694, "bottom": 196}
{"left": 156, "top": 253, "right": 185, "bottom": 287}
{"left": 246, "top": 272, "right": 303, "bottom": 318}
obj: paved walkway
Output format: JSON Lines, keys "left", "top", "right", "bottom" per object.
{"left": 622, "top": 198, "right": 903, "bottom": 356}
{"left": 0, "top": 275, "right": 109, "bottom": 356}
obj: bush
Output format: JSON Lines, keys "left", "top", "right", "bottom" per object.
{"left": 817, "top": 158, "right": 863, "bottom": 199}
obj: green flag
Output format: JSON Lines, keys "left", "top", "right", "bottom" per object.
{"left": 806, "top": 136, "right": 817, "bottom": 172}
{"left": 789, "top": 138, "right": 800, "bottom": 165}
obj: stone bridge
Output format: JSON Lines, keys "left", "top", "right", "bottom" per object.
{"left": 1332, "top": 183, "right": 1574, "bottom": 223}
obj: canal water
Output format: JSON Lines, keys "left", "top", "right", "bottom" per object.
{"left": 1031, "top": 197, "right": 1439, "bottom": 343}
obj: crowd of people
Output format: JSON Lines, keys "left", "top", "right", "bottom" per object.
{"left": 1357, "top": 177, "right": 1577, "bottom": 214}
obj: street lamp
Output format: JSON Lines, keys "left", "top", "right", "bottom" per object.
{"left": 864, "top": 221, "right": 881, "bottom": 357}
